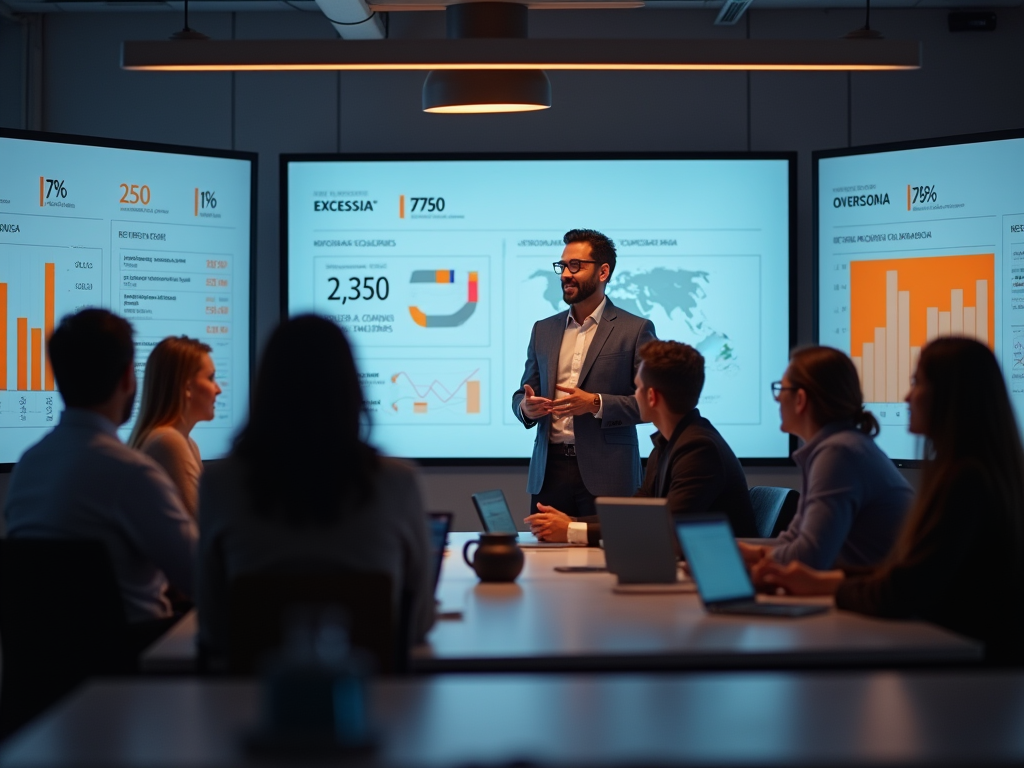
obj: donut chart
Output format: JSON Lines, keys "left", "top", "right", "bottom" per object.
{"left": 409, "top": 269, "right": 479, "bottom": 328}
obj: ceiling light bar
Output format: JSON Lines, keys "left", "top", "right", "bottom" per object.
{"left": 122, "top": 39, "right": 921, "bottom": 72}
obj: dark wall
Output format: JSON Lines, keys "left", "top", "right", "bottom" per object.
{"left": 0, "top": 7, "right": 1017, "bottom": 526}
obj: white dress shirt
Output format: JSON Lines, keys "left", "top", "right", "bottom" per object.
{"left": 552, "top": 298, "right": 608, "bottom": 545}
{"left": 549, "top": 296, "right": 607, "bottom": 444}
{"left": 4, "top": 408, "right": 197, "bottom": 622}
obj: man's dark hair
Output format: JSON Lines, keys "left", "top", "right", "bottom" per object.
{"left": 48, "top": 309, "right": 134, "bottom": 408}
{"left": 638, "top": 340, "right": 705, "bottom": 414}
{"left": 564, "top": 229, "right": 617, "bottom": 279}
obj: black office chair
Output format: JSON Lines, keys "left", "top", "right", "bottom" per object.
{"left": 748, "top": 486, "right": 800, "bottom": 538}
{"left": 0, "top": 538, "right": 137, "bottom": 739}
{"left": 227, "top": 567, "right": 405, "bottom": 676}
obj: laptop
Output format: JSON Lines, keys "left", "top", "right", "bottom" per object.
{"left": 426, "top": 512, "right": 453, "bottom": 594}
{"left": 675, "top": 514, "right": 829, "bottom": 617}
{"left": 471, "top": 490, "right": 578, "bottom": 548}
{"left": 597, "top": 497, "right": 692, "bottom": 592}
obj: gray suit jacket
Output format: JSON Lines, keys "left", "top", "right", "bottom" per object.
{"left": 512, "top": 299, "right": 657, "bottom": 496}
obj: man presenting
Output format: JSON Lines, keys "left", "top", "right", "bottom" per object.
{"left": 513, "top": 229, "right": 656, "bottom": 546}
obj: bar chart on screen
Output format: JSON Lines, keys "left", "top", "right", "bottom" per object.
{"left": 850, "top": 254, "right": 995, "bottom": 413}
{"left": 0, "top": 244, "right": 102, "bottom": 427}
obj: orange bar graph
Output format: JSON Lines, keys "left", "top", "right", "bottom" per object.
{"left": 466, "top": 380, "right": 481, "bottom": 414}
{"left": 17, "top": 318, "right": 27, "bottom": 391}
{"left": 0, "top": 284, "right": 6, "bottom": 390}
{"left": 850, "top": 254, "right": 995, "bottom": 402}
{"left": 45, "top": 262, "right": 54, "bottom": 391}
{"left": 30, "top": 328, "right": 42, "bottom": 391}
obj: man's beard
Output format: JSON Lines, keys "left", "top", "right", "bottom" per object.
{"left": 562, "top": 271, "right": 600, "bottom": 305}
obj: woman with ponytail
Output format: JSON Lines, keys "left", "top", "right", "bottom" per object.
{"left": 741, "top": 346, "right": 913, "bottom": 569}
{"left": 753, "top": 338, "right": 1024, "bottom": 665}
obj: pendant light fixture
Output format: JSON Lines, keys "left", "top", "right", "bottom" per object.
{"left": 422, "top": 3, "right": 551, "bottom": 114}
{"left": 845, "top": 0, "right": 884, "bottom": 39}
{"left": 170, "top": 0, "right": 209, "bottom": 41}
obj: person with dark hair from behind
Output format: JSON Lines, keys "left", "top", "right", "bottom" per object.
{"left": 753, "top": 338, "right": 1024, "bottom": 665}
{"left": 4, "top": 309, "right": 197, "bottom": 649}
{"left": 529, "top": 340, "right": 757, "bottom": 541}
{"left": 196, "top": 315, "right": 435, "bottom": 664}
{"left": 740, "top": 346, "right": 913, "bottom": 570}
{"left": 129, "top": 336, "right": 222, "bottom": 517}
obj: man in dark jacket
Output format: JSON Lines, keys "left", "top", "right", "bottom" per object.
{"left": 529, "top": 339, "right": 756, "bottom": 545}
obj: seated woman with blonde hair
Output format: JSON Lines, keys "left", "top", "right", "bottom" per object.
{"left": 753, "top": 337, "right": 1024, "bottom": 665}
{"left": 129, "top": 336, "right": 221, "bottom": 516}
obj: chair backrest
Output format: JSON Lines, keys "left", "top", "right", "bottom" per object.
{"left": 227, "top": 568, "right": 399, "bottom": 676}
{"left": 0, "top": 538, "right": 132, "bottom": 739}
{"left": 748, "top": 486, "right": 801, "bottom": 538}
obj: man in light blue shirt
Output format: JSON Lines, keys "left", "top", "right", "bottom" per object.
{"left": 5, "top": 309, "right": 197, "bottom": 625}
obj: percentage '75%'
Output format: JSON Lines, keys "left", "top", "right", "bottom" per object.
{"left": 910, "top": 185, "right": 938, "bottom": 204}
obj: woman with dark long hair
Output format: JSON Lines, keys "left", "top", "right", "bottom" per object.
{"left": 754, "top": 338, "right": 1024, "bottom": 665}
{"left": 195, "top": 315, "right": 435, "bottom": 659}
{"left": 129, "top": 336, "right": 221, "bottom": 516}
{"left": 741, "top": 346, "right": 913, "bottom": 569}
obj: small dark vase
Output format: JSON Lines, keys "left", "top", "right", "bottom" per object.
{"left": 462, "top": 533, "right": 524, "bottom": 583}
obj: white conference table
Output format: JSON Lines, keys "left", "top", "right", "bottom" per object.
{"left": 6, "top": 672, "right": 1024, "bottom": 767}
{"left": 142, "top": 532, "right": 982, "bottom": 673}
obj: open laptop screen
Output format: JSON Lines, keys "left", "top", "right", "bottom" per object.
{"left": 471, "top": 490, "right": 517, "bottom": 535}
{"left": 676, "top": 518, "right": 754, "bottom": 604}
{"left": 427, "top": 513, "right": 452, "bottom": 592}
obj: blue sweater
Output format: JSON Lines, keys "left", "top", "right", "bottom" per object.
{"left": 771, "top": 422, "right": 913, "bottom": 569}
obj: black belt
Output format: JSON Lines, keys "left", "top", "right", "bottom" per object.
{"left": 549, "top": 443, "right": 576, "bottom": 457}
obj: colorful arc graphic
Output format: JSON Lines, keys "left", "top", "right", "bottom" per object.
{"left": 409, "top": 269, "right": 479, "bottom": 328}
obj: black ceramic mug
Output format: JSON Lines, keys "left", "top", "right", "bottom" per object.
{"left": 462, "top": 533, "right": 524, "bottom": 582}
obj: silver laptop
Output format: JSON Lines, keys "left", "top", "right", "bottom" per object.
{"left": 597, "top": 497, "right": 688, "bottom": 588}
{"left": 675, "top": 515, "right": 829, "bottom": 617}
{"left": 471, "top": 490, "right": 577, "bottom": 549}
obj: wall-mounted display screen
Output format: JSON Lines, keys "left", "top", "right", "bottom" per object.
{"left": 0, "top": 129, "right": 255, "bottom": 466}
{"left": 816, "top": 130, "right": 1024, "bottom": 462}
{"left": 284, "top": 154, "right": 794, "bottom": 462}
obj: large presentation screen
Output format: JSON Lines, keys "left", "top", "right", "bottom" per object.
{"left": 816, "top": 130, "right": 1024, "bottom": 461}
{"left": 285, "top": 154, "right": 794, "bottom": 461}
{"left": 0, "top": 129, "right": 254, "bottom": 466}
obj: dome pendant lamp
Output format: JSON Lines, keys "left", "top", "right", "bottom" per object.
{"left": 422, "top": 3, "right": 552, "bottom": 114}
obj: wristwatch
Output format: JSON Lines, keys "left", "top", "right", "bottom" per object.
{"left": 592, "top": 394, "right": 601, "bottom": 412}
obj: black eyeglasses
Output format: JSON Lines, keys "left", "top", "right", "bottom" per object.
{"left": 552, "top": 259, "right": 599, "bottom": 275}
{"left": 771, "top": 381, "right": 800, "bottom": 400}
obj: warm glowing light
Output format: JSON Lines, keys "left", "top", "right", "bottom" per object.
{"left": 121, "top": 39, "right": 923, "bottom": 73}
{"left": 125, "top": 62, "right": 918, "bottom": 72}
{"left": 425, "top": 102, "right": 551, "bottom": 113}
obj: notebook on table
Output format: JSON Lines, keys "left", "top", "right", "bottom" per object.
{"left": 674, "top": 514, "right": 829, "bottom": 618}
{"left": 471, "top": 489, "right": 578, "bottom": 548}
